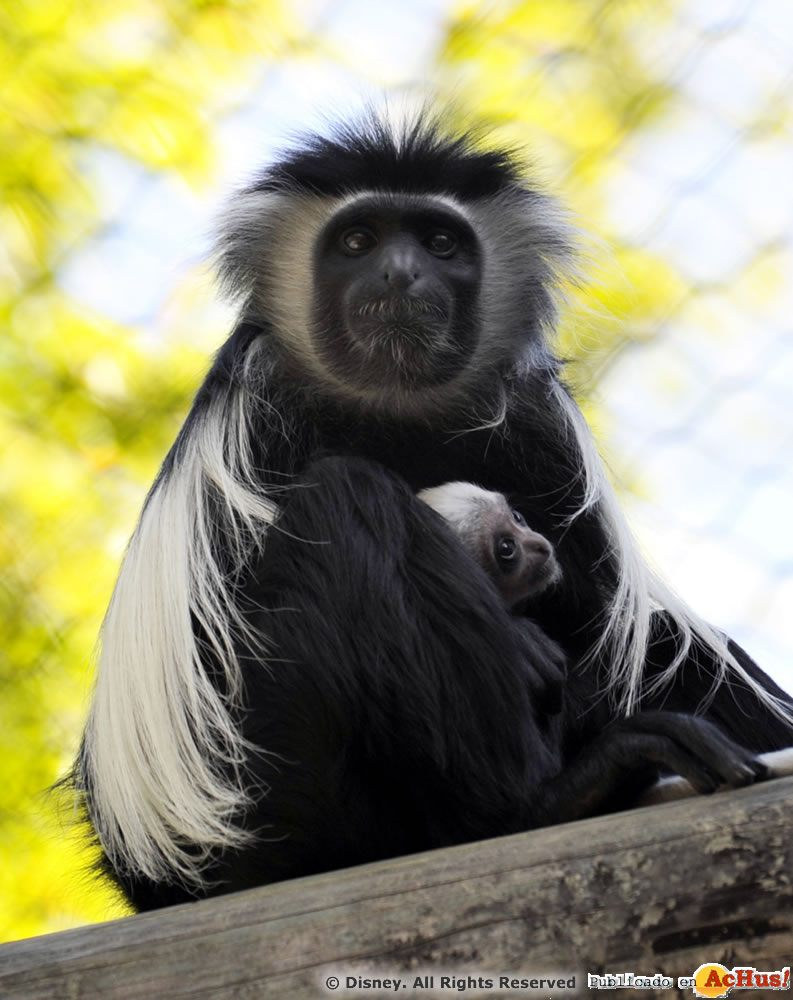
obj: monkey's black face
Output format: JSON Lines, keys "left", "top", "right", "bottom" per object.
{"left": 313, "top": 196, "right": 481, "bottom": 391}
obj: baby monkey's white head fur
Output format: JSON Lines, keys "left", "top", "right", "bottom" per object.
{"left": 418, "top": 482, "right": 561, "bottom": 609}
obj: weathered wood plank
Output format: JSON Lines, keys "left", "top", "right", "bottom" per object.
{"left": 1, "top": 777, "right": 791, "bottom": 999}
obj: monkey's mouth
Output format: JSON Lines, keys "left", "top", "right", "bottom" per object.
{"left": 523, "top": 555, "right": 562, "bottom": 597}
{"left": 354, "top": 296, "right": 448, "bottom": 323}
{"left": 346, "top": 296, "right": 455, "bottom": 382}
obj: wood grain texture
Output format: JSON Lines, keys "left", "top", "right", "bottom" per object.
{"left": 1, "top": 776, "right": 791, "bottom": 1000}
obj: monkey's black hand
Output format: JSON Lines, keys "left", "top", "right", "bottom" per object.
{"left": 641, "top": 743, "right": 793, "bottom": 804}
{"left": 535, "top": 711, "right": 767, "bottom": 827}
{"left": 599, "top": 711, "right": 768, "bottom": 794}
{"left": 514, "top": 618, "right": 566, "bottom": 717}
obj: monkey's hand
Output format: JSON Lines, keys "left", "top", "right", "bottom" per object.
{"left": 513, "top": 619, "right": 566, "bottom": 717}
{"left": 535, "top": 711, "right": 767, "bottom": 826}
{"left": 599, "top": 711, "right": 767, "bottom": 791}
{"left": 639, "top": 742, "right": 793, "bottom": 805}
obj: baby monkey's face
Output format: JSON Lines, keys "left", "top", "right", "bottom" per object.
{"left": 477, "top": 493, "right": 561, "bottom": 609}
{"left": 417, "top": 482, "right": 562, "bottom": 609}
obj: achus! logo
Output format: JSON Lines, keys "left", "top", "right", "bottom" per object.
{"left": 692, "top": 963, "right": 790, "bottom": 997}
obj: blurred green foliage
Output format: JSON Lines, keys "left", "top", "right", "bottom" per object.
{"left": 443, "top": 0, "right": 688, "bottom": 397}
{"left": 0, "top": 0, "right": 295, "bottom": 942}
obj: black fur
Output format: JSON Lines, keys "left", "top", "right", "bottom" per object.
{"left": 115, "top": 325, "right": 789, "bottom": 910}
{"left": 255, "top": 116, "right": 524, "bottom": 199}
{"left": 125, "top": 456, "right": 768, "bottom": 910}
{"left": 76, "top": 114, "right": 793, "bottom": 912}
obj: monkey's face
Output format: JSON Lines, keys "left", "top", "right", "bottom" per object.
{"left": 417, "top": 482, "right": 562, "bottom": 610}
{"left": 487, "top": 503, "right": 562, "bottom": 609}
{"left": 313, "top": 196, "right": 481, "bottom": 391}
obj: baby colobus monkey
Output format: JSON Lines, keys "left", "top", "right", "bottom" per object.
{"left": 424, "top": 481, "right": 793, "bottom": 804}
{"left": 419, "top": 480, "right": 565, "bottom": 717}
{"left": 418, "top": 481, "right": 561, "bottom": 609}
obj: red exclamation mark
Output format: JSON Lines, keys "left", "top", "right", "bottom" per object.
{"left": 782, "top": 967, "right": 790, "bottom": 990}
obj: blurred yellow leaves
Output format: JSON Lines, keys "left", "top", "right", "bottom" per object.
{"left": 0, "top": 0, "right": 291, "bottom": 943}
{"left": 442, "top": 0, "right": 684, "bottom": 386}
{"left": 448, "top": 0, "right": 673, "bottom": 163}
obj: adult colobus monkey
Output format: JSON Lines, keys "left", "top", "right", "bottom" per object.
{"left": 74, "top": 110, "right": 793, "bottom": 911}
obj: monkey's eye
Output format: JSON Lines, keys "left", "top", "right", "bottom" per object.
{"left": 495, "top": 535, "right": 518, "bottom": 566}
{"left": 511, "top": 509, "right": 525, "bottom": 526}
{"left": 341, "top": 228, "right": 376, "bottom": 254}
{"left": 425, "top": 231, "right": 457, "bottom": 257}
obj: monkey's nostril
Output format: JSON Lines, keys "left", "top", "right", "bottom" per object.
{"left": 384, "top": 270, "right": 419, "bottom": 290}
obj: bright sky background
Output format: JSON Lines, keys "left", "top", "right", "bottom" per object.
{"left": 597, "top": 0, "right": 793, "bottom": 691}
{"left": 61, "top": 0, "right": 793, "bottom": 693}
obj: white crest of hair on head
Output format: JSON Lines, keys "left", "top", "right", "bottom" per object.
{"left": 418, "top": 481, "right": 495, "bottom": 538}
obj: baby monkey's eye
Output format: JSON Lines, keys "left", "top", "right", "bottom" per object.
{"left": 496, "top": 535, "right": 518, "bottom": 563}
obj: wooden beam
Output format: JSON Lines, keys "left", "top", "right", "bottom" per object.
{"left": 2, "top": 776, "right": 791, "bottom": 999}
